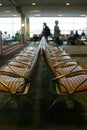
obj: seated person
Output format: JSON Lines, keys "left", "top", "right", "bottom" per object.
{"left": 74, "top": 30, "right": 80, "bottom": 40}
{"left": 67, "top": 30, "right": 75, "bottom": 45}
{"left": 81, "top": 31, "right": 86, "bottom": 41}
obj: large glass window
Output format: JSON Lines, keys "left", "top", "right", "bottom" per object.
{"left": 0, "top": 17, "right": 21, "bottom": 37}
{"left": 30, "top": 17, "right": 87, "bottom": 37}
{"left": 0, "top": 17, "right": 87, "bottom": 38}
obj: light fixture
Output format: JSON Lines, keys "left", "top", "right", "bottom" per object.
{"left": 35, "top": 14, "right": 40, "bottom": 17}
{"left": 32, "top": 3, "right": 36, "bottom": 6}
{"left": 0, "top": 3, "right": 2, "bottom": 6}
{"left": 80, "top": 14, "right": 86, "bottom": 17}
{"left": 66, "top": 3, "right": 70, "bottom": 6}
{"left": 4, "top": 10, "right": 11, "bottom": 13}
{"left": 30, "top": 10, "right": 40, "bottom": 13}
{"left": 13, "top": 14, "right": 18, "bottom": 16}
{"left": 57, "top": 14, "right": 63, "bottom": 17}
{"left": 22, "top": 24, "right": 25, "bottom": 27}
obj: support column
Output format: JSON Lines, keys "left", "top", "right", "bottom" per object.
{"left": 25, "top": 17, "right": 30, "bottom": 41}
{"left": 21, "top": 14, "right": 26, "bottom": 44}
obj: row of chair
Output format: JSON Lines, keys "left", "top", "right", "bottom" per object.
{"left": 0, "top": 43, "right": 41, "bottom": 109}
{"left": 42, "top": 40, "right": 87, "bottom": 109}
{"left": 0, "top": 36, "right": 87, "bottom": 110}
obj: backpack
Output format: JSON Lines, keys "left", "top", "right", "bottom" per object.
{"left": 44, "top": 26, "right": 51, "bottom": 36}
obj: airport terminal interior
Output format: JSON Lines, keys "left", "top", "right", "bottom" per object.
{"left": 1, "top": 0, "right": 87, "bottom": 130}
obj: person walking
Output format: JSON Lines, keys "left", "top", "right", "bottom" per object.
{"left": 42, "top": 22, "right": 51, "bottom": 42}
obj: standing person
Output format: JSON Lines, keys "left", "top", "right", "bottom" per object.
{"left": 42, "top": 22, "right": 51, "bottom": 42}
{"left": 54, "top": 20, "right": 60, "bottom": 45}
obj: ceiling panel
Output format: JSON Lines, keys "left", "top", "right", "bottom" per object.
{"left": 0, "top": 0, "right": 87, "bottom": 17}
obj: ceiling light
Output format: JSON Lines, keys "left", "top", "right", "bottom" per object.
{"left": 66, "top": 3, "right": 70, "bottom": 6}
{"left": 4, "top": 11, "right": 11, "bottom": 13}
{"left": 13, "top": 14, "right": 18, "bottom": 16}
{"left": 0, "top": 3, "right": 2, "bottom": 6}
{"left": 32, "top": 3, "right": 36, "bottom": 6}
{"left": 35, "top": 14, "right": 40, "bottom": 17}
{"left": 22, "top": 24, "right": 25, "bottom": 27}
{"left": 57, "top": 14, "right": 63, "bottom": 16}
{"left": 80, "top": 14, "right": 86, "bottom": 17}
{"left": 30, "top": 10, "right": 40, "bottom": 13}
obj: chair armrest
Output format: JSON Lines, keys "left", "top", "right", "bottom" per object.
{"left": 12, "top": 59, "right": 31, "bottom": 67}
{"left": 50, "top": 50, "right": 60, "bottom": 55}
{"left": 0, "top": 65, "right": 31, "bottom": 82}
{"left": 53, "top": 69, "right": 87, "bottom": 82}
{"left": 65, "top": 69, "right": 87, "bottom": 78}
{"left": 53, "top": 59, "right": 79, "bottom": 68}
{"left": 50, "top": 57, "right": 57, "bottom": 60}
{"left": 8, "top": 65, "right": 31, "bottom": 81}
{"left": 57, "top": 53, "right": 70, "bottom": 57}
{"left": 8, "top": 60, "right": 31, "bottom": 68}
{"left": 15, "top": 54, "right": 33, "bottom": 58}
{"left": 0, "top": 70, "right": 21, "bottom": 78}
{"left": 0, "top": 80, "right": 11, "bottom": 93}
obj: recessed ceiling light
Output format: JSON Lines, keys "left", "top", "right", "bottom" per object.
{"left": 30, "top": 10, "right": 40, "bottom": 13}
{"left": 4, "top": 10, "right": 11, "bottom": 13}
{"left": 13, "top": 14, "right": 18, "bottom": 16}
{"left": 66, "top": 3, "right": 70, "bottom": 6}
{"left": 57, "top": 14, "right": 63, "bottom": 16}
{"left": 35, "top": 14, "right": 40, "bottom": 17}
{"left": 32, "top": 3, "right": 36, "bottom": 6}
{"left": 80, "top": 14, "right": 86, "bottom": 17}
{"left": 0, "top": 3, "right": 2, "bottom": 6}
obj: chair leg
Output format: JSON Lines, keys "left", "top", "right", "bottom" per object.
{"left": 48, "top": 96, "right": 62, "bottom": 111}
{"left": 18, "top": 95, "right": 34, "bottom": 109}
{"left": 0, "top": 97, "right": 12, "bottom": 111}
{"left": 64, "top": 95, "right": 75, "bottom": 109}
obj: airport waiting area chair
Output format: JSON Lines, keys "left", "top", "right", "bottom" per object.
{"left": 42, "top": 38, "right": 87, "bottom": 110}
{"left": 0, "top": 36, "right": 87, "bottom": 111}
{"left": 0, "top": 42, "right": 41, "bottom": 110}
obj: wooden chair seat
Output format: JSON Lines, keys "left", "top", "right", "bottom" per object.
{"left": 0, "top": 75, "right": 27, "bottom": 93}
{"left": 8, "top": 61, "right": 31, "bottom": 68}
{"left": 51, "top": 56, "right": 71, "bottom": 63}
{"left": 18, "top": 52, "right": 35, "bottom": 57}
{"left": 58, "top": 74, "right": 87, "bottom": 93}
{"left": 0, "top": 65, "right": 30, "bottom": 79}
{"left": 55, "top": 65, "right": 83, "bottom": 77}
{"left": 14, "top": 56, "right": 32, "bottom": 62}
{"left": 0, "top": 43, "right": 41, "bottom": 110}
{"left": 42, "top": 42, "right": 87, "bottom": 95}
{"left": 53, "top": 60, "right": 78, "bottom": 68}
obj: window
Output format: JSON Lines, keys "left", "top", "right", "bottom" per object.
{"left": 30, "top": 17, "right": 87, "bottom": 37}
{"left": 0, "top": 17, "right": 21, "bottom": 37}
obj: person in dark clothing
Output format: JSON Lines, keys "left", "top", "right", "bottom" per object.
{"left": 42, "top": 22, "right": 51, "bottom": 42}
{"left": 74, "top": 30, "right": 80, "bottom": 39}
{"left": 81, "top": 31, "right": 85, "bottom": 37}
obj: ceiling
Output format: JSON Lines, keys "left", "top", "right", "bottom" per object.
{"left": 0, "top": 0, "right": 87, "bottom": 17}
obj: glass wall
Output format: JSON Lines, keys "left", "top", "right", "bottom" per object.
{"left": 30, "top": 17, "right": 87, "bottom": 37}
{"left": 0, "top": 17, "right": 87, "bottom": 38}
{"left": 0, "top": 17, "right": 21, "bottom": 37}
